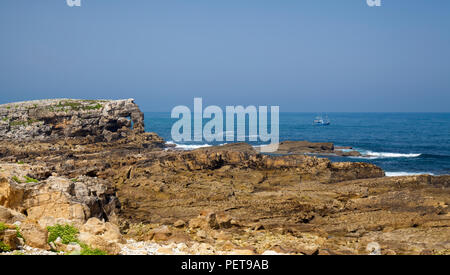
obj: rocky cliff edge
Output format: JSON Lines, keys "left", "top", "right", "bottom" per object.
{"left": 0, "top": 99, "right": 144, "bottom": 141}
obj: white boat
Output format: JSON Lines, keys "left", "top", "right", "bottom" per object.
{"left": 313, "top": 115, "right": 330, "bottom": 126}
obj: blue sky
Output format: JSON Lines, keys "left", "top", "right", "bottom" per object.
{"left": 0, "top": 0, "right": 449, "bottom": 112}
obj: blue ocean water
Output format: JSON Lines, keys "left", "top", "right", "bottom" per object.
{"left": 144, "top": 112, "right": 450, "bottom": 175}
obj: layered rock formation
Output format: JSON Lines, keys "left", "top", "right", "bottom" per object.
{"left": 0, "top": 99, "right": 449, "bottom": 255}
{"left": 0, "top": 99, "right": 144, "bottom": 141}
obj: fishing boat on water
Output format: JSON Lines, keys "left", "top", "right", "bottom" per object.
{"left": 313, "top": 115, "right": 330, "bottom": 126}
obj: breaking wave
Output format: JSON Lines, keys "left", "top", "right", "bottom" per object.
{"left": 351, "top": 150, "right": 422, "bottom": 159}
{"left": 385, "top": 172, "right": 435, "bottom": 177}
{"left": 166, "top": 141, "right": 226, "bottom": 150}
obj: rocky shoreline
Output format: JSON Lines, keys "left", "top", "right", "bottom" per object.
{"left": 0, "top": 99, "right": 449, "bottom": 255}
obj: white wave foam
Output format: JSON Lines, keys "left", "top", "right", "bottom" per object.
{"left": 166, "top": 141, "right": 226, "bottom": 150}
{"left": 350, "top": 150, "right": 422, "bottom": 159}
{"left": 385, "top": 172, "right": 434, "bottom": 177}
{"left": 366, "top": 151, "right": 421, "bottom": 158}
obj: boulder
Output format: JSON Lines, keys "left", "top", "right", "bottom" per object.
{"left": 151, "top": 225, "right": 172, "bottom": 241}
{"left": 0, "top": 228, "right": 21, "bottom": 251}
{"left": 20, "top": 221, "right": 49, "bottom": 250}
{"left": 78, "top": 217, "right": 124, "bottom": 255}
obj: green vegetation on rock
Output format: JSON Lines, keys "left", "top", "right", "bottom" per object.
{"left": 0, "top": 223, "right": 11, "bottom": 252}
{"left": 79, "top": 244, "right": 107, "bottom": 255}
{"left": 0, "top": 222, "right": 8, "bottom": 231}
{"left": 0, "top": 241, "right": 11, "bottom": 252}
{"left": 16, "top": 226, "right": 24, "bottom": 240}
{"left": 9, "top": 119, "right": 40, "bottom": 127}
{"left": 47, "top": 224, "right": 79, "bottom": 245}
{"left": 54, "top": 100, "right": 103, "bottom": 112}
{"left": 24, "top": 176, "right": 38, "bottom": 183}
{"left": 11, "top": 175, "right": 38, "bottom": 183}
{"left": 47, "top": 224, "right": 108, "bottom": 255}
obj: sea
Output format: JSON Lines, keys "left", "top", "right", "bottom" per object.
{"left": 144, "top": 112, "right": 450, "bottom": 176}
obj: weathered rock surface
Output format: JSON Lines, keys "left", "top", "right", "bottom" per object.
{"left": 78, "top": 217, "right": 125, "bottom": 254}
{"left": 19, "top": 221, "right": 49, "bottom": 250}
{"left": 0, "top": 99, "right": 144, "bottom": 141}
{"left": 0, "top": 206, "right": 26, "bottom": 224}
{"left": 0, "top": 163, "right": 119, "bottom": 227}
{"left": 259, "top": 140, "right": 362, "bottom": 157}
{"left": 0, "top": 228, "right": 21, "bottom": 251}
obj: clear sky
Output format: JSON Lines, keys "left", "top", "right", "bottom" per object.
{"left": 0, "top": 0, "right": 449, "bottom": 112}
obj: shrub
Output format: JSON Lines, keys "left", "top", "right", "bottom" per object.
{"left": 12, "top": 176, "right": 22, "bottom": 183}
{"left": 0, "top": 241, "right": 11, "bottom": 252}
{"left": 47, "top": 224, "right": 79, "bottom": 245}
{"left": 47, "top": 224, "right": 109, "bottom": 255}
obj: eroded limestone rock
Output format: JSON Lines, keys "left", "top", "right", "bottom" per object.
{"left": 0, "top": 163, "right": 119, "bottom": 227}
{"left": 0, "top": 99, "right": 144, "bottom": 141}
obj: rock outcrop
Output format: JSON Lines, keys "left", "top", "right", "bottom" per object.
{"left": 0, "top": 163, "right": 119, "bottom": 227}
{"left": 259, "top": 140, "right": 362, "bottom": 157}
{"left": 0, "top": 99, "right": 144, "bottom": 141}
{"left": 78, "top": 217, "right": 125, "bottom": 255}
